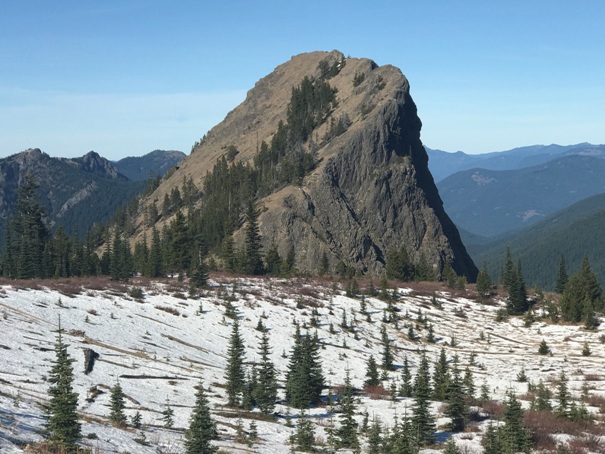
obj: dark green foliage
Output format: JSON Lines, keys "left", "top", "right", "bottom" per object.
{"left": 286, "top": 76, "right": 337, "bottom": 143}
{"left": 476, "top": 261, "right": 492, "bottom": 297}
{"left": 184, "top": 382, "right": 218, "bottom": 454}
{"left": 500, "top": 247, "right": 515, "bottom": 291}
{"left": 412, "top": 352, "right": 435, "bottom": 446}
{"left": 381, "top": 325, "right": 394, "bottom": 371}
{"left": 109, "top": 382, "right": 127, "bottom": 427}
{"left": 482, "top": 422, "right": 503, "bottom": 454}
{"left": 364, "top": 355, "right": 381, "bottom": 387}
{"left": 506, "top": 258, "right": 529, "bottom": 315}
{"left": 463, "top": 366, "right": 475, "bottom": 399}
{"left": 555, "top": 254, "right": 568, "bottom": 294}
{"left": 45, "top": 320, "right": 81, "bottom": 452}
{"left": 442, "top": 261, "right": 458, "bottom": 288}
{"left": 530, "top": 380, "right": 552, "bottom": 412}
{"left": 367, "top": 417, "right": 383, "bottom": 453}
{"left": 538, "top": 339, "right": 549, "bottom": 355}
{"left": 385, "top": 413, "right": 419, "bottom": 454}
{"left": 445, "top": 357, "right": 468, "bottom": 433}
{"left": 560, "top": 255, "right": 602, "bottom": 324}
{"left": 500, "top": 390, "right": 532, "bottom": 453}
{"left": 432, "top": 348, "right": 450, "bottom": 401}
{"left": 444, "top": 438, "right": 460, "bottom": 454}
{"left": 243, "top": 203, "right": 264, "bottom": 275}
{"left": 254, "top": 331, "right": 278, "bottom": 415}
{"left": 399, "top": 356, "right": 413, "bottom": 398}
{"left": 290, "top": 411, "right": 316, "bottom": 452}
{"left": 3, "top": 175, "right": 51, "bottom": 279}
{"left": 109, "top": 228, "right": 133, "bottom": 280}
{"left": 386, "top": 246, "right": 415, "bottom": 281}
{"left": 556, "top": 372, "right": 570, "bottom": 417}
{"left": 582, "top": 341, "right": 591, "bottom": 356}
{"left": 468, "top": 192, "right": 605, "bottom": 291}
{"left": 264, "top": 243, "right": 281, "bottom": 275}
{"left": 225, "top": 320, "right": 246, "bottom": 406}
{"left": 285, "top": 327, "right": 324, "bottom": 408}
{"left": 161, "top": 401, "right": 174, "bottom": 428}
{"left": 337, "top": 370, "right": 359, "bottom": 450}
{"left": 132, "top": 411, "right": 142, "bottom": 429}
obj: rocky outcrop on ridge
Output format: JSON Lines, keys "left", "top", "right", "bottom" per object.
{"left": 139, "top": 50, "right": 477, "bottom": 279}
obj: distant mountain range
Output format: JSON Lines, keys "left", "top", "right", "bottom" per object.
{"left": 0, "top": 148, "right": 185, "bottom": 239}
{"left": 436, "top": 154, "right": 605, "bottom": 237}
{"left": 428, "top": 142, "right": 605, "bottom": 289}
{"left": 427, "top": 143, "right": 605, "bottom": 182}
{"left": 114, "top": 149, "right": 185, "bottom": 181}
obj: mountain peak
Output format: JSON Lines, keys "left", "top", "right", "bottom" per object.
{"left": 135, "top": 51, "right": 476, "bottom": 279}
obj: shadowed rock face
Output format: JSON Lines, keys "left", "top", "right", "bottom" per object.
{"left": 143, "top": 50, "right": 477, "bottom": 280}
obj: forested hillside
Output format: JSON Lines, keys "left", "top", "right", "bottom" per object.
{"left": 468, "top": 192, "right": 605, "bottom": 290}
{"left": 437, "top": 155, "right": 605, "bottom": 237}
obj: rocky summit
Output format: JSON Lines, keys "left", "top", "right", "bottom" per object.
{"left": 139, "top": 50, "right": 477, "bottom": 279}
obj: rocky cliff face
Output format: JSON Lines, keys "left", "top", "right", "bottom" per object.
{"left": 140, "top": 51, "right": 477, "bottom": 279}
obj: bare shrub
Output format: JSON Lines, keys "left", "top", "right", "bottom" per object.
{"left": 155, "top": 305, "right": 180, "bottom": 316}
{"left": 363, "top": 385, "right": 389, "bottom": 400}
{"left": 481, "top": 401, "right": 504, "bottom": 420}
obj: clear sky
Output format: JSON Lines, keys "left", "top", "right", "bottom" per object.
{"left": 1, "top": 1, "right": 603, "bottom": 159}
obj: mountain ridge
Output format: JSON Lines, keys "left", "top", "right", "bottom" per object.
{"left": 132, "top": 50, "right": 477, "bottom": 279}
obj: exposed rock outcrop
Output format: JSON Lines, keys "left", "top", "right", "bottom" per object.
{"left": 139, "top": 51, "right": 477, "bottom": 279}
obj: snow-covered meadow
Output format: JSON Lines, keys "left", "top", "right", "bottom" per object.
{"left": 0, "top": 276, "right": 604, "bottom": 453}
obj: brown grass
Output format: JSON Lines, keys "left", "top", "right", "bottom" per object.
{"left": 362, "top": 385, "right": 390, "bottom": 400}
{"left": 154, "top": 305, "right": 180, "bottom": 316}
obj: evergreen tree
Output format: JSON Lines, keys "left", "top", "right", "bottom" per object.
{"left": 554, "top": 254, "right": 568, "bottom": 294}
{"left": 560, "top": 255, "right": 602, "bottom": 323}
{"left": 290, "top": 410, "right": 315, "bottom": 452}
{"left": 337, "top": 369, "right": 359, "bottom": 450}
{"left": 161, "top": 400, "right": 174, "bottom": 428}
{"left": 506, "top": 261, "right": 528, "bottom": 314}
{"left": 500, "top": 390, "right": 531, "bottom": 453}
{"left": 399, "top": 356, "right": 413, "bottom": 398}
{"left": 476, "top": 262, "right": 492, "bottom": 297}
{"left": 367, "top": 417, "right": 383, "bottom": 453}
{"left": 364, "top": 355, "right": 381, "bottom": 387}
{"left": 190, "top": 246, "right": 209, "bottom": 289}
{"left": 254, "top": 331, "right": 278, "bottom": 415}
{"left": 462, "top": 366, "right": 475, "bottom": 399}
{"left": 500, "top": 247, "right": 515, "bottom": 291}
{"left": 432, "top": 348, "right": 450, "bottom": 401}
{"left": 318, "top": 251, "right": 329, "bottom": 276}
{"left": 184, "top": 382, "right": 218, "bottom": 454}
{"left": 5, "top": 175, "right": 51, "bottom": 279}
{"left": 381, "top": 325, "right": 394, "bottom": 371}
{"left": 556, "top": 371, "right": 570, "bottom": 417}
{"left": 285, "top": 328, "right": 324, "bottom": 408}
{"left": 109, "top": 382, "right": 127, "bottom": 427}
{"left": 531, "top": 379, "right": 552, "bottom": 412}
{"left": 45, "top": 320, "right": 81, "bottom": 452}
{"left": 225, "top": 320, "right": 246, "bottom": 406}
{"left": 445, "top": 357, "right": 468, "bottom": 433}
{"left": 109, "top": 228, "right": 133, "bottom": 280}
{"left": 132, "top": 411, "right": 142, "bottom": 429}
{"left": 482, "top": 422, "right": 503, "bottom": 454}
{"left": 243, "top": 203, "right": 264, "bottom": 275}
{"left": 412, "top": 352, "right": 435, "bottom": 446}
{"left": 582, "top": 341, "right": 591, "bottom": 356}
{"left": 386, "top": 413, "right": 418, "bottom": 454}
{"left": 538, "top": 339, "right": 550, "bottom": 355}
{"left": 444, "top": 438, "right": 460, "bottom": 454}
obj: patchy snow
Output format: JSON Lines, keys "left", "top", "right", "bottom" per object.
{"left": 0, "top": 277, "right": 604, "bottom": 453}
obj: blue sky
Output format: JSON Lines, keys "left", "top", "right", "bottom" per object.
{"left": 1, "top": 1, "right": 603, "bottom": 159}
